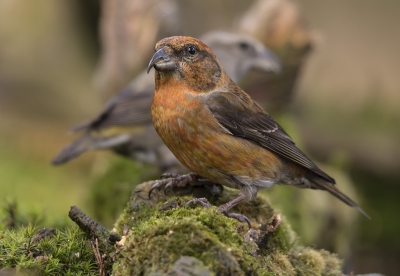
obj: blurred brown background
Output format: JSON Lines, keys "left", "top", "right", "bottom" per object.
{"left": 0, "top": 0, "right": 399, "bottom": 274}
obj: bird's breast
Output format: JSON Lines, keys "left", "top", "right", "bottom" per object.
{"left": 151, "top": 86, "right": 220, "bottom": 169}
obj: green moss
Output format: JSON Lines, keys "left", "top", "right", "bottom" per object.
{"left": 289, "top": 248, "right": 343, "bottom": 276}
{"left": 113, "top": 201, "right": 244, "bottom": 275}
{"left": 0, "top": 225, "right": 98, "bottom": 275}
{"left": 1, "top": 180, "right": 347, "bottom": 275}
{"left": 261, "top": 252, "right": 296, "bottom": 276}
{"left": 290, "top": 248, "right": 325, "bottom": 276}
{"left": 111, "top": 183, "right": 345, "bottom": 275}
{"left": 319, "top": 250, "right": 344, "bottom": 276}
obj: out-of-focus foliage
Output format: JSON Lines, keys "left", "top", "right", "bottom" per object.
{"left": 87, "top": 156, "right": 160, "bottom": 228}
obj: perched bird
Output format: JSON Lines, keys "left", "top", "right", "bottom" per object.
{"left": 147, "top": 36, "right": 368, "bottom": 222}
{"left": 52, "top": 31, "right": 281, "bottom": 172}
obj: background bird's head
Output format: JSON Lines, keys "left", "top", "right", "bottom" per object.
{"left": 201, "top": 31, "right": 281, "bottom": 83}
{"left": 147, "top": 36, "right": 225, "bottom": 92}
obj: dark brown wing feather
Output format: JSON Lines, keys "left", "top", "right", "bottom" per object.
{"left": 71, "top": 86, "right": 153, "bottom": 132}
{"left": 206, "top": 91, "right": 335, "bottom": 184}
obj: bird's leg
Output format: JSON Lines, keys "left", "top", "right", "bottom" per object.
{"left": 216, "top": 193, "right": 246, "bottom": 213}
{"left": 217, "top": 194, "right": 251, "bottom": 227}
{"left": 186, "top": 193, "right": 251, "bottom": 227}
{"left": 149, "top": 172, "right": 216, "bottom": 197}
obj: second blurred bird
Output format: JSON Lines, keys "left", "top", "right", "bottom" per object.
{"left": 52, "top": 31, "right": 281, "bottom": 172}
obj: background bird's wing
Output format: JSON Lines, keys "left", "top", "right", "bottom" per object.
{"left": 71, "top": 86, "right": 153, "bottom": 132}
{"left": 206, "top": 91, "right": 335, "bottom": 184}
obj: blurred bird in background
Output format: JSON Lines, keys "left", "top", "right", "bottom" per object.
{"left": 234, "top": 0, "right": 315, "bottom": 112}
{"left": 52, "top": 31, "right": 281, "bottom": 172}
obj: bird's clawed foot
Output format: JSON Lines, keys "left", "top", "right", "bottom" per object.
{"left": 149, "top": 172, "right": 209, "bottom": 198}
{"left": 186, "top": 197, "right": 251, "bottom": 227}
{"left": 219, "top": 211, "right": 251, "bottom": 227}
{"left": 185, "top": 197, "right": 212, "bottom": 208}
{"left": 216, "top": 193, "right": 251, "bottom": 227}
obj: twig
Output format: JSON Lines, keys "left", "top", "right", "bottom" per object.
{"left": 68, "top": 205, "right": 120, "bottom": 252}
{"left": 90, "top": 239, "right": 105, "bottom": 276}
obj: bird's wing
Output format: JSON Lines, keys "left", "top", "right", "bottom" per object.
{"left": 71, "top": 86, "right": 153, "bottom": 132}
{"left": 206, "top": 91, "right": 335, "bottom": 184}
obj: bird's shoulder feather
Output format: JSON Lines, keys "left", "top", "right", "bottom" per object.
{"left": 205, "top": 89, "right": 335, "bottom": 184}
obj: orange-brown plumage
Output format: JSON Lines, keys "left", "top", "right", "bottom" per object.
{"left": 152, "top": 79, "right": 284, "bottom": 195}
{"left": 149, "top": 36, "right": 368, "bottom": 219}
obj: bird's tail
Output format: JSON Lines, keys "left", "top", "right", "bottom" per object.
{"left": 51, "top": 134, "right": 95, "bottom": 165}
{"left": 310, "top": 178, "right": 370, "bottom": 219}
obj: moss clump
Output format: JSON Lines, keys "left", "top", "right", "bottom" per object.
{"left": 289, "top": 248, "right": 345, "bottom": 276}
{"left": 265, "top": 252, "right": 297, "bottom": 275}
{"left": 0, "top": 225, "right": 98, "bottom": 275}
{"left": 111, "top": 181, "right": 344, "bottom": 275}
{"left": 0, "top": 180, "right": 348, "bottom": 275}
{"left": 319, "top": 250, "right": 344, "bottom": 276}
{"left": 113, "top": 197, "right": 244, "bottom": 275}
{"left": 290, "top": 248, "right": 326, "bottom": 276}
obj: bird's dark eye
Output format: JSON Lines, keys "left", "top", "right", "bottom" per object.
{"left": 239, "top": 42, "right": 249, "bottom": 51}
{"left": 187, "top": 45, "right": 197, "bottom": 55}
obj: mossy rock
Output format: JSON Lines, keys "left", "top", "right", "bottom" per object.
{"left": 111, "top": 181, "right": 345, "bottom": 276}
{"left": 1, "top": 180, "right": 356, "bottom": 275}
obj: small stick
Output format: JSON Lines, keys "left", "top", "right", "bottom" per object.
{"left": 68, "top": 205, "right": 120, "bottom": 252}
{"left": 90, "top": 239, "right": 105, "bottom": 276}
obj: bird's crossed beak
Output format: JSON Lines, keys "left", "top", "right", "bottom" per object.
{"left": 253, "top": 48, "right": 282, "bottom": 74}
{"left": 147, "top": 48, "right": 176, "bottom": 73}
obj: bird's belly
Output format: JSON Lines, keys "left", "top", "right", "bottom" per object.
{"left": 153, "top": 106, "right": 283, "bottom": 191}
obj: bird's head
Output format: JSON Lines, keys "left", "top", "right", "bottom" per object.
{"left": 147, "top": 36, "right": 224, "bottom": 92}
{"left": 201, "top": 31, "right": 281, "bottom": 82}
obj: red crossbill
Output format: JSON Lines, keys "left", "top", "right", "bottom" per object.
{"left": 147, "top": 36, "right": 368, "bottom": 222}
{"left": 52, "top": 31, "right": 280, "bottom": 172}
